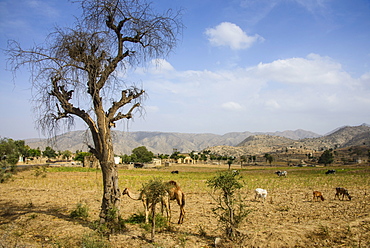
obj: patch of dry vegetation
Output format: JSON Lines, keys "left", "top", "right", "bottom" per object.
{"left": 0, "top": 165, "right": 369, "bottom": 247}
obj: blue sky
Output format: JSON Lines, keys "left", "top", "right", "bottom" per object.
{"left": 1, "top": 0, "right": 370, "bottom": 140}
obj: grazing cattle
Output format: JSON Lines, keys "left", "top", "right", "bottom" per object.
{"left": 232, "top": 170, "right": 239, "bottom": 175}
{"left": 325, "top": 169, "right": 336, "bottom": 175}
{"left": 171, "top": 170, "right": 179, "bottom": 174}
{"left": 275, "top": 170, "right": 287, "bottom": 177}
{"left": 313, "top": 191, "right": 325, "bottom": 201}
{"left": 255, "top": 188, "right": 268, "bottom": 201}
{"left": 335, "top": 187, "right": 352, "bottom": 201}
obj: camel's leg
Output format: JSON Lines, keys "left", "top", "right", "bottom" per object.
{"left": 177, "top": 194, "right": 185, "bottom": 224}
{"left": 143, "top": 199, "right": 149, "bottom": 224}
{"left": 178, "top": 207, "right": 185, "bottom": 224}
{"left": 161, "top": 196, "right": 170, "bottom": 224}
{"left": 167, "top": 200, "right": 171, "bottom": 224}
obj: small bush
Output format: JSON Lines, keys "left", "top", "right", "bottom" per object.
{"left": 33, "top": 166, "right": 47, "bottom": 178}
{"left": 207, "top": 171, "right": 252, "bottom": 239}
{"left": 198, "top": 224, "right": 207, "bottom": 237}
{"left": 0, "top": 161, "right": 14, "bottom": 183}
{"left": 141, "top": 213, "right": 169, "bottom": 232}
{"left": 81, "top": 233, "right": 111, "bottom": 248}
{"left": 0, "top": 169, "right": 12, "bottom": 183}
{"left": 91, "top": 216, "right": 126, "bottom": 236}
{"left": 70, "top": 202, "right": 89, "bottom": 219}
{"left": 125, "top": 213, "right": 146, "bottom": 224}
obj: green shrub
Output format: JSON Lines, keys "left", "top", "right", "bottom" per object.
{"left": 70, "top": 202, "right": 89, "bottom": 219}
{"left": 0, "top": 169, "right": 12, "bottom": 183}
{"left": 33, "top": 166, "right": 47, "bottom": 178}
{"left": 81, "top": 233, "right": 111, "bottom": 248}
{"left": 141, "top": 213, "right": 169, "bottom": 232}
{"left": 207, "top": 171, "right": 252, "bottom": 239}
{"left": 125, "top": 213, "right": 146, "bottom": 224}
{"left": 0, "top": 161, "right": 14, "bottom": 183}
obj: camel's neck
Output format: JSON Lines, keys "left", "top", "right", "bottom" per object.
{"left": 125, "top": 189, "right": 143, "bottom": 200}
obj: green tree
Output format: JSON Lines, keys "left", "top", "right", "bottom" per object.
{"left": 0, "top": 138, "right": 29, "bottom": 165}
{"left": 61, "top": 150, "right": 72, "bottom": 160}
{"left": 248, "top": 155, "right": 256, "bottom": 164}
{"left": 120, "top": 154, "right": 131, "bottom": 164}
{"left": 240, "top": 155, "right": 247, "bottom": 167}
{"left": 318, "top": 150, "right": 334, "bottom": 166}
{"left": 6, "top": 0, "right": 182, "bottom": 223}
{"left": 0, "top": 138, "right": 29, "bottom": 182}
{"left": 157, "top": 154, "right": 169, "bottom": 159}
{"left": 43, "top": 147, "right": 57, "bottom": 159}
{"left": 200, "top": 153, "right": 207, "bottom": 162}
{"left": 227, "top": 156, "right": 235, "bottom": 170}
{"left": 28, "top": 148, "right": 42, "bottom": 158}
{"left": 207, "top": 171, "right": 251, "bottom": 239}
{"left": 170, "top": 151, "right": 180, "bottom": 160}
{"left": 264, "top": 153, "right": 274, "bottom": 165}
{"left": 74, "top": 152, "right": 92, "bottom": 163}
{"left": 132, "top": 146, "right": 154, "bottom": 163}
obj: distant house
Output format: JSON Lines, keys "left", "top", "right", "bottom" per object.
{"left": 177, "top": 154, "right": 193, "bottom": 164}
{"left": 114, "top": 156, "right": 121, "bottom": 165}
{"left": 151, "top": 158, "right": 162, "bottom": 166}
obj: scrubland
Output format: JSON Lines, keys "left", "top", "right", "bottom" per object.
{"left": 0, "top": 164, "right": 369, "bottom": 247}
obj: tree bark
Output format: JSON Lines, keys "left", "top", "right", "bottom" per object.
{"left": 99, "top": 158, "right": 121, "bottom": 223}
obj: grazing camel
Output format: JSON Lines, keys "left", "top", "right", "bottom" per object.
{"left": 122, "top": 187, "right": 152, "bottom": 223}
{"left": 164, "top": 180, "right": 186, "bottom": 224}
{"left": 122, "top": 181, "right": 185, "bottom": 224}
{"left": 122, "top": 187, "right": 169, "bottom": 224}
{"left": 313, "top": 191, "right": 325, "bottom": 201}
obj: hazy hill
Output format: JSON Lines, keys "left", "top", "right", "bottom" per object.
{"left": 25, "top": 124, "right": 369, "bottom": 155}
{"left": 206, "top": 124, "right": 370, "bottom": 156}
{"left": 25, "top": 128, "right": 320, "bottom": 155}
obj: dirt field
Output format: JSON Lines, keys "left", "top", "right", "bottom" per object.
{"left": 1, "top": 164, "right": 369, "bottom": 247}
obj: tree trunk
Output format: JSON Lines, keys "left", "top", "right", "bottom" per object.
{"left": 92, "top": 117, "right": 121, "bottom": 223}
{"left": 99, "top": 158, "right": 121, "bottom": 223}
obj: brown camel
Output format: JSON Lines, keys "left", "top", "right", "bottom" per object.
{"left": 122, "top": 187, "right": 152, "bottom": 223}
{"left": 164, "top": 180, "right": 185, "bottom": 224}
{"left": 122, "top": 187, "right": 171, "bottom": 224}
{"left": 122, "top": 181, "right": 185, "bottom": 224}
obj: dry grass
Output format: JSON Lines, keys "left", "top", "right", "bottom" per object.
{"left": 0, "top": 164, "right": 369, "bottom": 247}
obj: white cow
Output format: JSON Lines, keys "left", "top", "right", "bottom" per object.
{"left": 255, "top": 188, "right": 268, "bottom": 201}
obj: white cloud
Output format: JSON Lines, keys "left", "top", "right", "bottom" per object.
{"left": 265, "top": 99, "right": 281, "bottom": 110}
{"left": 129, "top": 54, "right": 370, "bottom": 134}
{"left": 221, "top": 101, "right": 243, "bottom": 111}
{"left": 205, "top": 22, "right": 263, "bottom": 50}
{"left": 252, "top": 53, "right": 352, "bottom": 86}
{"left": 149, "top": 59, "right": 175, "bottom": 73}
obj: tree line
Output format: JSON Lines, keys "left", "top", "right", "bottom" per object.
{"left": 2, "top": 137, "right": 344, "bottom": 167}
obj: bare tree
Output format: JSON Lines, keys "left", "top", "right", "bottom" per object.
{"left": 6, "top": 0, "right": 182, "bottom": 224}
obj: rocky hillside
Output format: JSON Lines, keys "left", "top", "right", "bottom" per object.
{"left": 206, "top": 124, "right": 370, "bottom": 156}
{"left": 25, "top": 128, "right": 320, "bottom": 155}
{"left": 25, "top": 124, "right": 369, "bottom": 155}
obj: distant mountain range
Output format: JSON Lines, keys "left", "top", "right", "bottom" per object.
{"left": 25, "top": 124, "right": 370, "bottom": 155}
